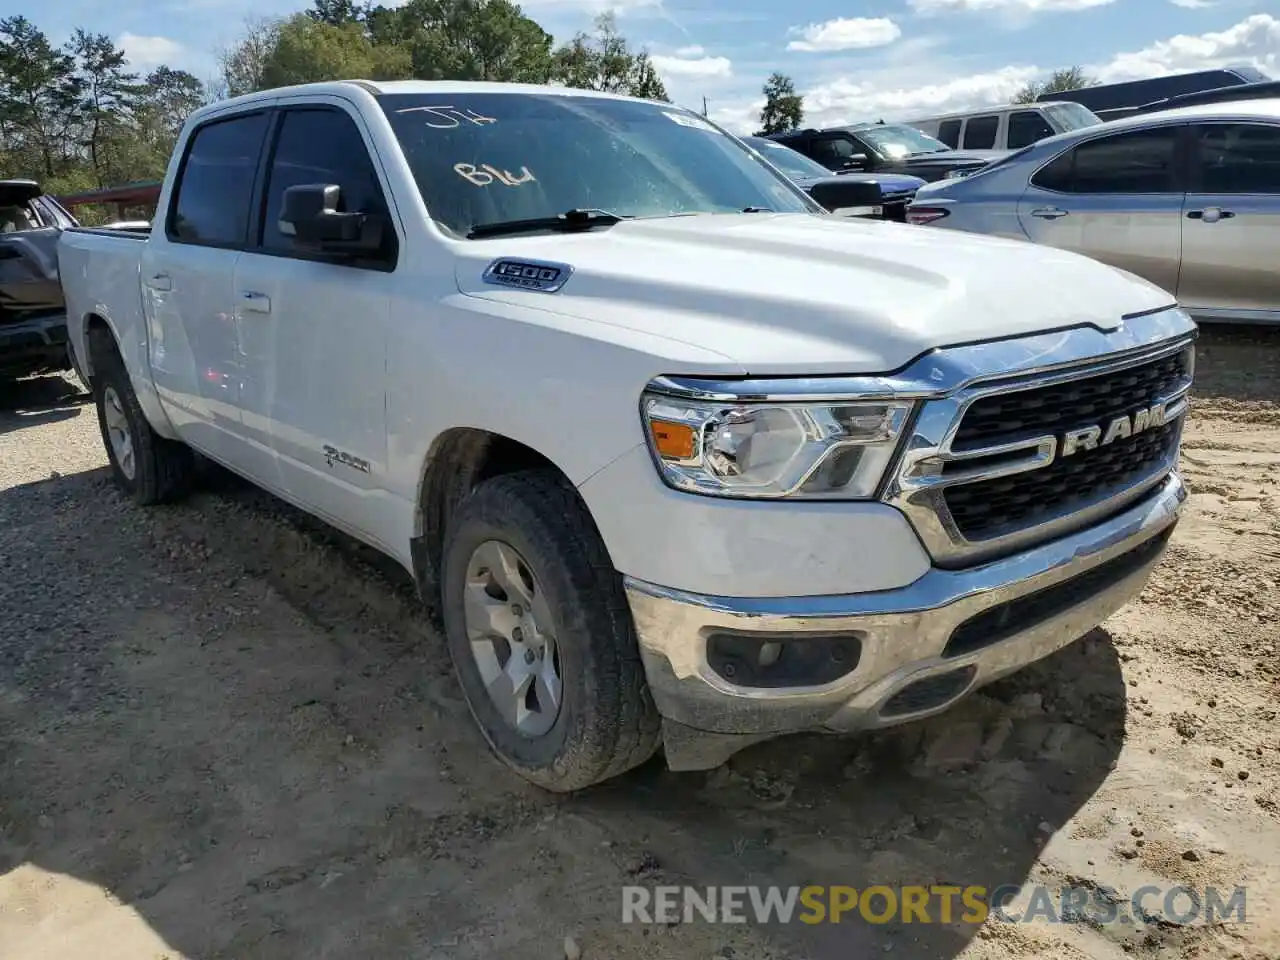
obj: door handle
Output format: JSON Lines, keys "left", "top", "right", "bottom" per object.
{"left": 239, "top": 291, "right": 271, "bottom": 314}
{"left": 144, "top": 273, "right": 172, "bottom": 291}
{"left": 1187, "top": 207, "right": 1235, "bottom": 223}
{"left": 1030, "top": 207, "right": 1068, "bottom": 220}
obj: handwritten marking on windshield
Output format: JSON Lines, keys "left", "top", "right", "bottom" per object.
{"left": 663, "top": 111, "right": 715, "bottom": 132}
{"left": 395, "top": 105, "right": 497, "bottom": 128}
{"left": 455, "top": 163, "right": 536, "bottom": 187}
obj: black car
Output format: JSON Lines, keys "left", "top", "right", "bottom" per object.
{"left": 768, "top": 121, "right": 1006, "bottom": 183}
{"left": 743, "top": 136, "right": 925, "bottom": 222}
{"left": 0, "top": 179, "right": 78, "bottom": 381}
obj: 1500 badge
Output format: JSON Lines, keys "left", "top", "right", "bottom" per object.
{"left": 323, "top": 445, "right": 371, "bottom": 474}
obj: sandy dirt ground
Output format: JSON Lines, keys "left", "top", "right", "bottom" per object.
{"left": 0, "top": 325, "right": 1277, "bottom": 960}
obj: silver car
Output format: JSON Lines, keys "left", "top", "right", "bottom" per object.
{"left": 907, "top": 99, "right": 1280, "bottom": 324}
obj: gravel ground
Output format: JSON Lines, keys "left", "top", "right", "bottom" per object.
{"left": 0, "top": 326, "right": 1277, "bottom": 960}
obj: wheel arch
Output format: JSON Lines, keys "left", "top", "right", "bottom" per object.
{"left": 410, "top": 427, "right": 580, "bottom": 613}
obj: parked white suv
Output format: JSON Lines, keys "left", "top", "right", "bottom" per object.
{"left": 910, "top": 101, "right": 1102, "bottom": 152}
{"left": 58, "top": 80, "right": 1195, "bottom": 791}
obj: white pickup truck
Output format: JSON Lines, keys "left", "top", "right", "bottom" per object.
{"left": 58, "top": 80, "right": 1196, "bottom": 792}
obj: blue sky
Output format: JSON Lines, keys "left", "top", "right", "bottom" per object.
{"left": 15, "top": 0, "right": 1279, "bottom": 131}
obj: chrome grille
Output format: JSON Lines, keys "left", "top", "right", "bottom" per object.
{"left": 944, "top": 419, "right": 1179, "bottom": 541}
{"left": 951, "top": 350, "right": 1191, "bottom": 452}
{"left": 884, "top": 330, "right": 1196, "bottom": 568}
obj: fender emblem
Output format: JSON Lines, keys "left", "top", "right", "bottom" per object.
{"left": 482, "top": 258, "right": 574, "bottom": 293}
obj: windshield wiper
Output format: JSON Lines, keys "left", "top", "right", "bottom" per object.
{"left": 467, "top": 208, "right": 627, "bottom": 239}
{"left": 741, "top": 206, "right": 773, "bottom": 213}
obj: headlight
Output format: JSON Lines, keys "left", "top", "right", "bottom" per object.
{"left": 641, "top": 391, "right": 913, "bottom": 499}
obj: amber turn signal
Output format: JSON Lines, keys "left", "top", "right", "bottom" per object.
{"left": 650, "top": 419, "right": 697, "bottom": 460}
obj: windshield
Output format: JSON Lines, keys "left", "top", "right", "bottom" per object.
{"left": 377, "top": 93, "right": 818, "bottom": 236}
{"left": 742, "top": 136, "right": 832, "bottom": 180}
{"left": 1044, "top": 102, "right": 1102, "bottom": 132}
{"left": 851, "top": 123, "right": 950, "bottom": 157}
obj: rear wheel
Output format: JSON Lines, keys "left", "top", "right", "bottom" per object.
{"left": 441, "top": 469, "right": 661, "bottom": 792}
{"left": 93, "top": 349, "right": 194, "bottom": 505}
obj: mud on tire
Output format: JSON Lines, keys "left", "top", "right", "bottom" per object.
{"left": 441, "top": 468, "right": 661, "bottom": 792}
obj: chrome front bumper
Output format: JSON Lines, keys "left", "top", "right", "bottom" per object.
{"left": 625, "top": 472, "right": 1184, "bottom": 759}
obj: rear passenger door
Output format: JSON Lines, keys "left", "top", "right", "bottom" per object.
{"left": 141, "top": 108, "right": 270, "bottom": 462}
{"left": 232, "top": 101, "right": 399, "bottom": 542}
{"left": 1178, "top": 121, "right": 1280, "bottom": 319}
{"left": 1016, "top": 125, "right": 1186, "bottom": 293}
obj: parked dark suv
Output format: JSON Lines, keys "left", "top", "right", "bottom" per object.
{"left": 769, "top": 121, "right": 1006, "bottom": 183}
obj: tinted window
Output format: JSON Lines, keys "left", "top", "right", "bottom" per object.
{"left": 811, "top": 135, "right": 858, "bottom": 166}
{"left": 937, "top": 119, "right": 961, "bottom": 148}
{"left": 1008, "top": 111, "right": 1055, "bottom": 149}
{"left": 169, "top": 112, "right": 268, "bottom": 246}
{"left": 962, "top": 115, "right": 998, "bottom": 150}
{"left": 743, "top": 136, "right": 832, "bottom": 179}
{"left": 378, "top": 93, "right": 814, "bottom": 236}
{"left": 261, "top": 108, "right": 395, "bottom": 263}
{"left": 1032, "top": 128, "right": 1179, "bottom": 193}
{"left": 1194, "top": 123, "right": 1280, "bottom": 194}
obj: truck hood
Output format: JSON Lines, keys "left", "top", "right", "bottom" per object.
{"left": 454, "top": 212, "right": 1176, "bottom": 376}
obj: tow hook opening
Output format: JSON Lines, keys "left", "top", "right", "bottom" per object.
{"left": 705, "top": 630, "right": 863, "bottom": 689}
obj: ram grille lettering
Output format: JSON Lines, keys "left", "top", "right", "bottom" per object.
{"left": 1059, "top": 401, "right": 1168, "bottom": 458}
{"left": 481, "top": 258, "right": 573, "bottom": 293}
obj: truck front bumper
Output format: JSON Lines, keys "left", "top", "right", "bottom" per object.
{"left": 626, "top": 472, "right": 1184, "bottom": 767}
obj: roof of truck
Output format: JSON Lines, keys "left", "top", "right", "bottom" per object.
{"left": 195, "top": 80, "right": 664, "bottom": 121}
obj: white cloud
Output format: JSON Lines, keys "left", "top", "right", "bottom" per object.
{"left": 787, "top": 17, "right": 902, "bottom": 53}
{"left": 909, "top": 0, "right": 1113, "bottom": 13}
{"left": 651, "top": 50, "right": 733, "bottom": 79}
{"left": 710, "top": 13, "right": 1280, "bottom": 135}
{"left": 1169, "top": 0, "right": 1215, "bottom": 7}
{"left": 118, "top": 33, "right": 188, "bottom": 71}
{"left": 1091, "top": 13, "right": 1280, "bottom": 82}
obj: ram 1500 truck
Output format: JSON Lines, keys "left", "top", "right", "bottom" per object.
{"left": 57, "top": 81, "right": 1197, "bottom": 792}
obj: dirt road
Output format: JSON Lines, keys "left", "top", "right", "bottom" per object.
{"left": 0, "top": 327, "right": 1277, "bottom": 960}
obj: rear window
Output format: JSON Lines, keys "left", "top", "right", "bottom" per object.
{"left": 168, "top": 112, "right": 269, "bottom": 246}
{"left": 1032, "top": 127, "right": 1179, "bottom": 194}
{"left": 937, "top": 119, "right": 961, "bottom": 148}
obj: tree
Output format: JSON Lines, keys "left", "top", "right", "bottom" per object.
{"left": 259, "top": 14, "right": 410, "bottom": 89}
{"left": 756, "top": 72, "right": 803, "bottom": 136}
{"left": 218, "top": 17, "right": 282, "bottom": 98}
{"left": 307, "top": 0, "right": 366, "bottom": 26}
{"left": 368, "top": 0, "right": 554, "bottom": 83}
{"left": 0, "top": 16, "right": 83, "bottom": 177}
{"left": 70, "top": 30, "right": 143, "bottom": 187}
{"left": 1014, "top": 66, "right": 1097, "bottom": 104}
{"left": 551, "top": 13, "right": 668, "bottom": 100}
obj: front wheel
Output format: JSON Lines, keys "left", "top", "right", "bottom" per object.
{"left": 441, "top": 469, "right": 661, "bottom": 792}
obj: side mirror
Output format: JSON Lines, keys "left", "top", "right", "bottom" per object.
{"left": 843, "top": 153, "right": 870, "bottom": 171}
{"left": 279, "top": 183, "right": 383, "bottom": 256}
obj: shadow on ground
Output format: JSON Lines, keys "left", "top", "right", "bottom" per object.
{"left": 0, "top": 373, "right": 90, "bottom": 436}
{"left": 0, "top": 461, "right": 1127, "bottom": 958}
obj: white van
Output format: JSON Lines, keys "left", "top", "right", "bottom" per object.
{"left": 909, "top": 101, "right": 1101, "bottom": 151}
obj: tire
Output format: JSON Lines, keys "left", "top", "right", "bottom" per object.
{"left": 93, "top": 348, "right": 194, "bottom": 505}
{"left": 441, "top": 469, "right": 661, "bottom": 792}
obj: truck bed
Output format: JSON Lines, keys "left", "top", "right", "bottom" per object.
{"left": 56, "top": 227, "right": 149, "bottom": 387}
